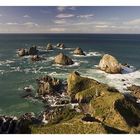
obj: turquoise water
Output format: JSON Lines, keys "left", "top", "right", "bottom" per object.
{"left": 0, "top": 34, "right": 140, "bottom": 116}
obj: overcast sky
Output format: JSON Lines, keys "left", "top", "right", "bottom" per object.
{"left": 0, "top": 6, "right": 140, "bottom": 33}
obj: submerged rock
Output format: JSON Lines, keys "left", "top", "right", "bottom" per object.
{"left": 47, "top": 43, "right": 53, "bottom": 50}
{"left": 54, "top": 53, "right": 74, "bottom": 65}
{"left": 73, "top": 47, "right": 85, "bottom": 55}
{"left": 31, "top": 55, "right": 42, "bottom": 61}
{"left": 99, "top": 54, "right": 121, "bottom": 74}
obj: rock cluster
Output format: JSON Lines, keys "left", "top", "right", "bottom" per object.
{"left": 99, "top": 54, "right": 122, "bottom": 74}
{"left": 37, "top": 75, "right": 61, "bottom": 96}
{"left": 17, "top": 46, "right": 38, "bottom": 57}
{"left": 0, "top": 113, "right": 40, "bottom": 134}
{"left": 54, "top": 53, "right": 74, "bottom": 65}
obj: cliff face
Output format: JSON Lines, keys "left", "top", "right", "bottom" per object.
{"left": 31, "top": 72, "right": 140, "bottom": 134}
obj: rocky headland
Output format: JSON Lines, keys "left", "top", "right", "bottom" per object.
{"left": 8, "top": 44, "right": 140, "bottom": 134}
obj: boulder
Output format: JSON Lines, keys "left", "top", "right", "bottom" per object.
{"left": 47, "top": 43, "right": 53, "bottom": 50}
{"left": 37, "top": 75, "right": 61, "bottom": 96}
{"left": 73, "top": 47, "right": 85, "bottom": 55}
{"left": 99, "top": 54, "right": 121, "bottom": 74}
{"left": 54, "top": 53, "right": 74, "bottom": 65}
{"left": 56, "top": 43, "right": 65, "bottom": 49}
{"left": 28, "top": 46, "right": 38, "bottom": 55}
{"left": 17, "top": 48, "right": 27, "bottom": 57}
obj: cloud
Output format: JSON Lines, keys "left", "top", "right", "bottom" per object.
{"left": 95, "top": 25, "right": 109, "bottom": 28}
{"left": 54, "top": 19, "right": 66, "bottom": 24}
{"left": 23, "top": 22, "right": 39, "bottom": 27}
{"left": 0, "top": 14, "right": 2, "bottom": 17}
{"left": 56, "top": 13, "right": 74, "bottom": 18}
{"left": 23, "top": 15, "right": 30, "bottom": 18}
{"left": 49, "top": 27, "right": 66, "bottom": 32}
{"left": 77, "top": 14, "right": 94, "bottom": 18}
{"left": 6, "top": 22, "right": 18, "bottom": 25}
{"left": 124, "top": 19, "right": 140, "bottom": 25}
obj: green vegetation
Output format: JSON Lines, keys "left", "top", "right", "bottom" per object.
{"left": 31, "top": 72, "right": 140, "bottom": 134}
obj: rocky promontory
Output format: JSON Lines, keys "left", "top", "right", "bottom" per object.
{"left": 31, "top": 72, "right": 140, "bottom": 134}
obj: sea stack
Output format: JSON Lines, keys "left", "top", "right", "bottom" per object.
{"left": 73, "top": 47, "right": 85, "bottom": 55}
{"left": 46, "top": 43, "right": 53, "bottom": 50}
{"left": 99, "top": 54, "right": 121, "bottom": 74}
{"left": 54, "top": 53, "right": 74, "bottom": 65}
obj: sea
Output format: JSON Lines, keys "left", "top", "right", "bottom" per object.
{"left": 0, "top": 33, "right": 140, "bottom": 116}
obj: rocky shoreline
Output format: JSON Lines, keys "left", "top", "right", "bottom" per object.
{"left": 1, "top": 43, "right": 140, "bottom": 134}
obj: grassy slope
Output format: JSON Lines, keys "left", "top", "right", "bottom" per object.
{"left": 31, "top": 72, "right": 140, "bottom": 134}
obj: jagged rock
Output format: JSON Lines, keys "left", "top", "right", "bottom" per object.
{"left": 127, "top": 85, "right": 140, "bottom": 99}
{"left": 37, "top": 75, "right": 61, "bottom": 96}
{"left": 99, "top": 54, "right": 121, "bottom": 74}
{"left": 28, "top": 46, "right": 38, "bottom": 55}
{"left": 47, "top": 43, "right": 53, "bottom": 50}
{"left": 73, "top": 47, "right": 85, "bottom": 55}
{"left": 54, "top": 53, "right": 74, "bottom": 65}
{"left": 56, "top": 43, "right": 65, "bottom": 49}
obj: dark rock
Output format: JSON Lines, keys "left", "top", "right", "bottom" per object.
{"left": 28, "top": 46, "right": 38, "bottom": 55}
{"left": 82, "top": 114, "right": 97, "bottom": 122}
{"left": 107, "top": 87, "right": 119, "bottom": 92}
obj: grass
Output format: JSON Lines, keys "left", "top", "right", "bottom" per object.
{"left": 31, "top": 72, "right": 140, "bottom": 134}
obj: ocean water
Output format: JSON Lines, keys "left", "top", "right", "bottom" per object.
{"left": 0, "top": 33, "right": 140, "bottom": 116}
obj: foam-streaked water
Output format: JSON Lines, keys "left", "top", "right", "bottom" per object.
{"left": 0, "top": 33, "right": 140, "bottom": 116}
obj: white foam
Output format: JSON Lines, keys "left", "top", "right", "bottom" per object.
{"left": 52, "top": 61, "right": 80, "bottom": 68}
{"left": 86, "top": 51, "right": 103, "bottom": 57}
{"left": 83, "top": 68, "right": 140, "bottom": 93}
{"left": 0, "top": 60, "right": 15, "bottom": 66}
{"left": 65, "top": 48, "right": 74, "bottom": 51}
{"left": 73, "top": 51, "right": 103, "bottom": 57}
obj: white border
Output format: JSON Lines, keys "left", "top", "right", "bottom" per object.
{"left": 0, "top": 0, "right": 140, "bottom": 6}
{"left": 0, "top": 0, "right": 140, "bottom": 139}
